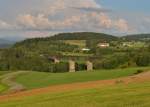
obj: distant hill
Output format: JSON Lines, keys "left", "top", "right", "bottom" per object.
{"left": 0, "top": 38, "right": 15, "bottom": 48}
{"left": 13, "top": 32, "right": 118, "bottom": 56}
{"left": 15, "top": 32, "right": 118, "bottom": 47}
{"left": 122, "top": 34, "right": 150, "bottom": 41}
{"left": 50, "top": 32, "right": 118, "bottom": 41}
{"left": 0, "top": 38, "right": 10, "bottom": 44}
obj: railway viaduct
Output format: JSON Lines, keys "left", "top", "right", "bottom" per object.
{"left": 49, "top": 56, "right": 93, "bottom": 72}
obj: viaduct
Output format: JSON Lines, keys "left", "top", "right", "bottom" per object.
{"left": 48, "top": 56, "right": 93, "bottom": 72}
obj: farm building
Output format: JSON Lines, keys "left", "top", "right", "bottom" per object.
{"left": 97, "top": 43, "right": 110, "bottom": 48}
{"left": 81, "top": 48, "right": 90, "bottom": 51}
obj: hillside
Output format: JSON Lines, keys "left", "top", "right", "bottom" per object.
{"left": 1, "top": 32, "right": 150, "bottom": 73}
{"left": 0, "top": 69, "right": 150, "bottom": 107}
{"left": 50, "top": 32, "right": 118, "bottom": 41}
{"left": 13, "top": 32, "right": 118, "bottom": 56}
{"left": 122, "top": 34, "right": 150, "bottom": 41}
{"left": 15, "top": 32, "right": 118, "bottom": 45}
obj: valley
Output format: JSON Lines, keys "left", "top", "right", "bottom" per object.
{"left": 0, "top": 32, "right": 150, "bottom": 107}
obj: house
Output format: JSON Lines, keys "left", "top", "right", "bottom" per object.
{"left": 97, "top": 43, "right": 110, "bottom": 48}
{"left": 122, "top": 42, "right": 133, "bottom": 47}
{"left": 81, "top": 48, "right": 90, "bottom": 51}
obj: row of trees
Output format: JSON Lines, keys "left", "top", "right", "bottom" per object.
{"left": 0, "top": 48, "right": 88, "bottom": 72}
{"left": 93, "top": 51, "right": 150, "bottom": 69}
{"left": 0, "top": 47, "right": 150, "bottom": 71}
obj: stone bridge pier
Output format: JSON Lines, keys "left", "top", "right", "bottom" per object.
{"left": 68, "top": 60, "right": 93, "bottom": 72}
{"left": 86, "top": 61, "right": 93, "bottom": 71}
{"left": 69, "top": 60, "right": 76, "bottom": 72}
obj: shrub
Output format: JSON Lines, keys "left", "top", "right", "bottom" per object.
{"left": 135, "top": 52, "right": 150, "bottom": 66}
{"left": 54, "top": 62, "right": 69, "bottom": 73}
{"left": 93, "top": 60, "right": 103, "bottom": 69}
{"left": 134, "top": 69, "right": 144, "bottom": 74}
{"left": 101, "top": 54, "right": 130, "bottom": 69}
{"left": 75, "top": 62, "right": 87, "bottom": 71}
{"left": 103, "top": 58, "right": 119, "bottom": 69}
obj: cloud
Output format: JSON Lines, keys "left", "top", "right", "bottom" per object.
{"left": 16, "top": 11, "right": 130, "bottom": 33}
{"left": 23, "top": 31, "right": 51, "bottom": 38}
{"left": 1, "top": 0, "right": 150, "bottom": 38}
{"left": 90, "top": 12, "right": 112, "bottom": 28}
{"left": 0, "top": 0, "right": 134, "bottom": 37}
{"left": 144, "top": 17, "right": 150, "bottom": 23}
{"left": 114, "top": 19, "right": 129, "bottom": 31}
{"left": 44, "top": 0, "right": 100, "bottom": 15}
{"left": 89, "top": 12, "right": 130, "bottom": 32}
{"left": 17, "top": 14, "right": 51, "bottom": 30}
{"left": 72, "top": 6, "right": 111, "bottom": 13}
{"left": 0, "top": 20, "right": 12, "bottom": 29}
{"left": 15, "top": 0, "right": 131, "bottom": 34}
{"left": 17, "top": 14, "right": 36, "bottom": 29}
{"left": 17, "top": 13, "right": 82, "bottom": 30}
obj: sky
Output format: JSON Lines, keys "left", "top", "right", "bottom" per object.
{"left": 0, "top": 0, "right": 150, "bottom": 39}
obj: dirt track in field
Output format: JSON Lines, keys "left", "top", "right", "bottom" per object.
{"left": 0, "top": 71, "right": 150, "bottom": 101}
{"left": 1, "top": 71, "right": 29, "bottom": 93}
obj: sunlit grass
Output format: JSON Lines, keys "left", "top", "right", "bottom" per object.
{"left": 15, "top": 67, "right": 150, "bottom": 89}
{"left": 0, "top": 81, "right": 150, "bottom": 107}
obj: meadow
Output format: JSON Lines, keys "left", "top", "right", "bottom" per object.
{"left": 0, "top": 84, "right": 6, "bottom": 92}
{"left": 15, "top": 67, "right": 149, "bottom": 89}
{"left": 0, "top": 67, "right": 149, "bottom": 107}
{"left": 0, "top": 71, "right": 10, "bottom": 76}
{"left": 63, "top": 40, "right": 86, "bottom": 48}
{"left": 0, "top": 81, "right": 150, "bottom": 107}
{"left": 0, "top": 71, "right": 10, "bottom": 93}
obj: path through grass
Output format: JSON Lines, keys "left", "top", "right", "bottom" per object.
{"left": 0, "top": 71, "right": 11, "bottom": 93}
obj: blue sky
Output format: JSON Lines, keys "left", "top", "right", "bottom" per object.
{"left": 99, "top": 0, "right": 150, "bottom": 13}
{"left": 0, "top": 0, "right": 150, "bottom": 39}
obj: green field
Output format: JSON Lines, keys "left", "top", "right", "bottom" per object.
{"left": 0, "top": 84, "right": 6, "bottom": 92}
{"left": 63, "top": 40, "right": 86, "bottom": 48}
{"left": 0, "top": 81, "right": 150, "bottom": 107}
{"left": 0, "top": 71, "right": 11, "bottom": 93}
{"left": 0, "top": 85, "right": 3, "bottom": 92}
{"left": 15, "top": 67, "right": 149, "bottom": 89}
{"left": 62, "top": 52, "right": 93, "bottom": 56}
{"left": 0, "top": 67, "right": 150, "bottom": 107}
{"left": 0, "top": 71, "right": 10, "bottom": 76}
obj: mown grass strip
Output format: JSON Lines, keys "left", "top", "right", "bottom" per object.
{"left": 15, "top": 67, "right": 150, "bottom": 89}
{"left": 0, "top": 82, "right": 150, "bottom": 107}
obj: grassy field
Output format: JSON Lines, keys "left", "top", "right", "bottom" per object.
{"left": 62, "top": 52, "right": 93, "bottom": 57}
{"left": 0, "top": 84, "right": 6, "bottom": 92}
{"left": 0, "top": 71, "right": 10, "bottom": 76}
{"left": 63, "top": 40, "right": 86, "bottom": 48}
{"left": 0, "top": 81, "right": 150, "bottom": 107}
{"left": 0, "top": 71, "right": 11, "bottom": 93}
{"left": 15, "top": 67, "right": 149, "bottom": 89}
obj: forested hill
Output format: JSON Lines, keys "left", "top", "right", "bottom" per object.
{"left": 122, "top": 34, "right": 150, "bottom": 41}
{"left": 50, "top": 32, "right": 118, "bottom": 41}
{"left": 16, "top": 32, "right": 118, "bottom": 44}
